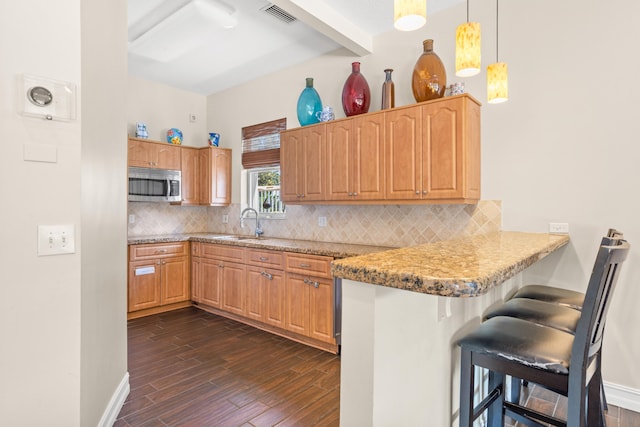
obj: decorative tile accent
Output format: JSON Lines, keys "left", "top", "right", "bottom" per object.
{"left": 128, "top": 200, "right": 501, "bottom": 248}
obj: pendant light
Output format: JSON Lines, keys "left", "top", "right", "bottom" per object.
{"left": 487, "top": 0, "right": 508, "bottom": 103}
{"left": 394, "top": 0, "right": 427, "bottom": 31}
{"left": 455, "top": 0, "right": 481, "bottom": 77}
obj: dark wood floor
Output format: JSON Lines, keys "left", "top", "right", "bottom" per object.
{"left": 115, "top": 307, "right": 639, "bottom": 427}
{"left": 114, "top": 307, "right": 340, "bottom": 427}
{"left": 505, "top": 382, "right": 640, "bottom": 427}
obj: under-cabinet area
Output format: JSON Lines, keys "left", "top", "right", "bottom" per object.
{"left": 128, "top": 239, "right": 345, "bottom": 353}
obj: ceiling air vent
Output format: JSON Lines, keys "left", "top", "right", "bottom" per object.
{"left": 261, "top": 4, "right": 297, "bottom": 24}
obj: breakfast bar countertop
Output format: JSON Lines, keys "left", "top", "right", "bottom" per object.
{"left": 330, "top": 231, "right": 570, "bottom": 297}
{"left": 127, "top": 233, "right": 394, "bottom": 259}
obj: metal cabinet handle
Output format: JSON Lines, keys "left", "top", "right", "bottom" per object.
{"left": 415, "top": 190, "right": 420, "bottom": 194}
{"left": 218, "top": 264, "right": 224, "bottom": 268}
{"left": 259, "top": 256, "right": 268, "bottom": 261}
{"left": 261, "top": 271, "right": 273, "bottom": 280}
{"left": 422, "top": 190, "right": 427, "bottom": 195}
{"left": 353, "top": 192, "right": 358, "bottom": 196}
{"left": 299, "top": 263, "right": 311, "bottom": 268}
{"left": 156, "top": 249, "right": 167, "bottom": 253}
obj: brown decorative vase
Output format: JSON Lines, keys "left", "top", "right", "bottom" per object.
{"left": 411, "top": 39, "right": 447, "bottom": 102}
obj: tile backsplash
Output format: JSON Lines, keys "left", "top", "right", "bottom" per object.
{"left": 128, "top": 200, "right": 501, "bottom": 248}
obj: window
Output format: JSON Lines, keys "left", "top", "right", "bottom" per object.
{"left": 242, "top": 118, "right": 287, "bottom": 218}
{"left": 246, "top": 166, "right": 285, "bottom": 218}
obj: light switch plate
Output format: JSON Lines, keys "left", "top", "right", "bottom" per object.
{"left": 38, "top": 224, "right": 75, "bottom": 256}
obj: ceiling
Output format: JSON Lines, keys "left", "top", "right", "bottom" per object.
{"left": 128, "top": 0, "right": 462, "bottom": 96}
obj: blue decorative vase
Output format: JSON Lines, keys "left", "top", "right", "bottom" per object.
{"left": 296, "top": 77, "right": 322, "bottom": 126}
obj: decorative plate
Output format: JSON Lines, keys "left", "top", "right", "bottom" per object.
{"left": 167, "top": 128, "right": 183, "bottom": 145}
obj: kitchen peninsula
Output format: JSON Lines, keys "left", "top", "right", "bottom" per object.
{"left": 331, "top": 231, "right": 569, "bottom": 426}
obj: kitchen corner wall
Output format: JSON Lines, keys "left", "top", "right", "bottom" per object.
{"left": 128, "top": 200, "right": 501, "bottom": 247}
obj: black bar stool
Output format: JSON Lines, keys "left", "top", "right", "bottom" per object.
{"left": 483, "top": 231, "right": 624, "bottom": 410}
{"left": 457, "top": 236, "right": 630, "bottom": 426}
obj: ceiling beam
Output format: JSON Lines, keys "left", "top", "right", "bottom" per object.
{"left": 271, "top": 0, "right": 373, "bottom": 56}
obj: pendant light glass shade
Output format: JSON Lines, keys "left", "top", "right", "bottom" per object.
{"left": 394, "top": 0, "right": 427, "bottom": 31}
{"left": 487, "top": 62, "right": 508, "bottom": 103}
{"left": 455, "top": 22, "right": 481, "bottom": 77}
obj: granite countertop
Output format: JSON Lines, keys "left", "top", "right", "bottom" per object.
{"left": 330, "top": 231, "right": 570, "bottom": 297}
{"left": 127, "top": 233, "right": 394, "bottom": 259}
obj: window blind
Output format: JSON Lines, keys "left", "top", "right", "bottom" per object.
{"left": 241, "top": 118, "right": 286, "bottom": 169}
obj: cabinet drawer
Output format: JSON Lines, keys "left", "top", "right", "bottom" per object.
{"left": 246, "top": 249, "right": 283, "bottom": 269}
{"left": 284, "top": 252, "right": 333, "bottom": 278}
{"left": 129, "top": 242, "right": 189, "bottom": 261}
{"left": 200, "top": 243, "right": 245, "bottom": 262}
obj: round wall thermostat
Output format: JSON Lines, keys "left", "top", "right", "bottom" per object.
{"left": 27, "top": 86, "right": 53, "bottom": 107}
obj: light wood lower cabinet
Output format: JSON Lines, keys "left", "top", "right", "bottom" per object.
{"left": 284, "top": 253, "right": 335, "bottom": 345}
{"left": 128, "top": 242, "right": 190, "bottom": 318}
{"left": 191, "top": 243, "right": 338, "bottom": 353}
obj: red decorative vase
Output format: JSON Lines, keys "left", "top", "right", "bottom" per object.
{"left": 342, "top": 62, "right": 371, "bottom": 116}
{"left": 412, "top": 39, "right": 447, "bottom": 102}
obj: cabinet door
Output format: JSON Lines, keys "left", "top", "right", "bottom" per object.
{"left": 198, "top": 147, "right": 231, "bottom": 206}
{"left": 197, "top": 148, "right": 212, "bottom": 204}
{"left": 128, "top": 138, "right": 156, "bottom": 168}
{"left": 180, "top": 147, "right": 199, "bottom": 205}
{"left": 285, "top": 273, "right": 310, "bottom": 336}
{"left": 300, "top": 126, "right": 325, "bottom": 201}
{"left": 191, "top": 258, "right": 202, "bottom": 303}
{"left": 245, "top": 267, "right": 266, "bottom": 321}
{"left": 200, "top": 258, "right": 223, "bottom": 308}
{"left": 221, "top": 261, "right": 246, "bottom": 316}
{"left": 161, "top": 256, "right": 189, "bottom": 304}
{"left": 422, "top": 96, "right": 481, "bottom": 201}
{"left": 156, "top": 144, "right": 181, "bottom": 170}
{"left": 280, "top": 126, "right": 325, "bottom": 202}
{"left": 308, "top": 277, "right": 335, "bottom": 344}
{"left": 280, "top": 129, "right": 302, "bottom": 202}
{"left": 326, "top": 121, "right": 353, "bottom": 200}
{"left": 385, "top": 107, "right": 422, "bottom": 200}
{"left": 128, "top": 259, "right": 161, "bottom": 311}
{"left": 353, "top": 113, "right": 385, "bottom": 200}
{"left": 211, "top": 148, "right": 231, "bottom": 205}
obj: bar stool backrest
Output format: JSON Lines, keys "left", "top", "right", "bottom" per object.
{"left": 569, "top": 237, "right": 630, "bottom": 415}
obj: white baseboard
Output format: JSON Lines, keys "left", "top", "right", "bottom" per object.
{"left": 604, "top": 381, "right": 640, "bottom": 413}
{"left": 98, "top": 372, "right": 130, "bottom": 427}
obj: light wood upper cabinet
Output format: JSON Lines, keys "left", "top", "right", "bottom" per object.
{"left": 326, "top": 113, "right": 385, "bottom": 201}
{"left": 385, "top": 94, "right": 480, "bottom": 203}
{"left": 282, "top": 94, "right": 480, "bottom": 205}
{"left": 198, "top": 146, "right": 232, "bottom": 206}
{"left": 422, "top": 96, "right": 480, "bottom": 201}
{"left": 280, "top": 125, "right": 325, "bottom": 202}
{"left": 128, "top": 137, "right": 181, "bottom": 170}
{"left": 180, "top": 147, "right": 199, "bottom": 205}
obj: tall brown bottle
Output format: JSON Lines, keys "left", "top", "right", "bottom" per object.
{"left": 411, "top": 39, "right": 447, "bottom": 102}
{"left": 381, "top": 69, "right": 395, "bottom": 109}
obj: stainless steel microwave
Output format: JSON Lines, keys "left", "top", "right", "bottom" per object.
{"left": 128, "top": 167, "right": 181, "bottom": 202}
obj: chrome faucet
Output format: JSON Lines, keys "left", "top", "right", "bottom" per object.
{"left": 240, "top": 207, "right": 263, "bottom": 238}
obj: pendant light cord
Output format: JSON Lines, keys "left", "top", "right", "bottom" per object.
{"left": 496, "top": 0, "right": 499, "bottom": 62}
{"left": 466, "top": 0, "right": 470, "bottom": 23}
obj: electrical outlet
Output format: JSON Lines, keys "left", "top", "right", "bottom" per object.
{"left": 129, "top": 214, "right": 135, "bottom": 224}
{"left": 189, "top": 113, "right": 197, "bottom": 123}
{"left": 222, "top": 214, "right": 229, "bottom": 224}
{"left": 318, "top": 216, "right": 327, "bottom": 227}
{"left": 549, "top": 222, "right": 569, "bottom": 234}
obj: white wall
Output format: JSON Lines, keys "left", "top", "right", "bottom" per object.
{"left": 127, "top": 76, "right": 208, "bottom": 147}
{"left": 0, "top": 0, "right": 128, "bottom": 425}
{"left": 208, "top": 0, "right": 640, "bottom": 405}
{"left": 80, "top": 0, "right": 129, "bottom": 425}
